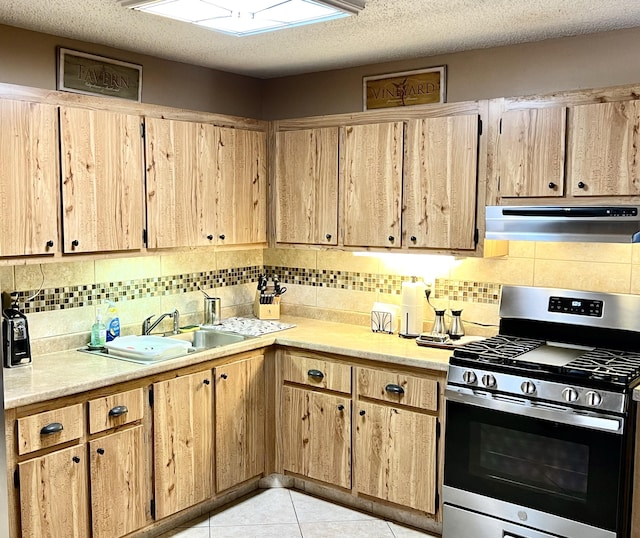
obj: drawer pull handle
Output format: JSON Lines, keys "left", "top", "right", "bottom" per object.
{"left": 97, "top": 448, "right": 105, "bottom": 455}
{"left": 220, "top": 373, "right": 228, "bottom": 380}
{"left": 307, "top": 369, "right": 324, "bottom": 380}
{"left": 385, "top": 384, "right": 405, "bottom": 395}
{"left": 337, "top": 404, "right": 345, "bottom": 411}
{"left": 72, "top": 456, "right": 80, "bottom": 464}
{"left": 40, "top": 422, "right": 63, "bottom": 435}
{"left": 203, "top": 379, "right": 211, "bottom": 385}
{"left": 108, "top": 405, "right": 128, "bottom": 418}
{"left": 359, "top": 410, "right": 366, "bottom": 416}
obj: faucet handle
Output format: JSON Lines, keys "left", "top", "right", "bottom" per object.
{"left": 142, "top": 314, "right": 155, "bottom": 335}
{"left": 172, "top": 309, "right": 180, "bottom": 334}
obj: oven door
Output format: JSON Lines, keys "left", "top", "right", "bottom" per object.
{"left": 444, "top": 391, "right": 626, "bottom": 534}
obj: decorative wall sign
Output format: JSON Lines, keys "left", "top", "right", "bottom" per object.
{"left": 57, "top": 48, "right": 142, "bottom": 102}
{"left": 363, "top": 66, "right": 446, "bottom": 110}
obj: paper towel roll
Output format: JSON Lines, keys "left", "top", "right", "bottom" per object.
{"left": 399, "top": 279, "right": 425, "bottom": 336}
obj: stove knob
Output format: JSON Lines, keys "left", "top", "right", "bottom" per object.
{"left": 562, "top": 387, "right": 579, "bottom": 403}
{"left": 481, "top": 374, "right": 497, "bottom": 388}
{"left": 585, "top": 390, "right": 602, "bottom": 407}
{"left": 462, "top": 371, "right": 477, "bottom": 385}
{"left": 520, "top": 381, "right": 536, "bottom": 395}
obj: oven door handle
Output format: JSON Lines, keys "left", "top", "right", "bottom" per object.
{"left": 446, "top": 387, "right": 625, "bottom": 434}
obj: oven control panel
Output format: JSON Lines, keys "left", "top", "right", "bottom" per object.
{"left": 548, "top": 296, "right": 603, "bottom": 317}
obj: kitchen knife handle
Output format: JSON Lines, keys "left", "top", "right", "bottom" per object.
{"left": 108, "top": 405, "right": 128, "bottom": 418}
{"left": 40, "top": 422, "right": 63, "bottom": 435}
{"left": 307, "top": 369, "right": 324, "bottom": 380}
{"left": 385, "top": 384, "right": 405, "bottom": 395}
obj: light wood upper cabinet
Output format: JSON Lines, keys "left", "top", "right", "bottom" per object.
{"left": 18, "top": 444, "right": 90, "bottom": 538}
{"left": 275, "top": 127, "right": 339, "bottom": 245}
{"left": 214, "top": 127, "right": 267, "bottom": 245}
{"left": 215, "top": 355, "right": 265, "bottom": 492}
{"left": 153, "top": 370, "right": 213, "bottom": 519}
{"left": 60, "top": 107, "right": 144, "bottom": 253}
{"left": 498, "top": 107, "right": 566, "bottom": 198}
{"left": 341, "top": 122, "right": 403, "bottom": 248}
{"left": 403, "top": 114, "right": 479, "bottom": 250}
{"left": 568, "top": 100, "right": 640, "bottom": 196}
{"left": 89, "top": 426, "right": 147, "bottom": 538}
{"left": 0, "top": 99, "right": 59, "bottom": 256}
{"left": 355, "top": 401, "right": 437, "bottom": 514}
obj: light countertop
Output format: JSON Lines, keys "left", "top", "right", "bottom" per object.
{"left": 3, "top": 317, "right": 453, "bottom": 409}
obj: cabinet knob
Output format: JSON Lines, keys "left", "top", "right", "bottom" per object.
{"left": 40, "top": 422, "right": 63, "bottom": 435}
{"left": 577, "top": 181, "right": 586, "bottom": 189}
{"left": 385, "top": 383, "right": 405, "bottom": 395}
{"left": 220, "top": 373, "right": 228, "bottom": 380}
{"left": 325, "top": 233, "right": 332, "bottom": 241}
{"left": 359, "top": 409, "right": 366, "bottom": 416}
{"left": 72, "top": 456, "right": 80, "bottom": 464}
{"left": 71, "top": 239, "right": 79, "bottom": 248}
{"left": 97, "top": 448, "right": 105, "bottom": 455}
{"left": 203, "top": 378, "right": 211, "bottom": 385}
{"left": 337, "top": 404, "right": 345, "bottom": 411}
{"left": 307, "top": 369, "right": 324, "bottom": 380}
{"left": 548, "top": 182, "right": 556, "bottom": 189}
{"left": 207, "top": 234, "right": 214, "bottom": 241}
{"left": 388, "top": 235, "right": 395, "bottom": 242}
{"left": 219, "top": 234, "right": 225, "bottom": 240}
{"left": 108, "top": 405, "right": 128, "bottom": 418}
{"left": 46, "top": 240, "right": 54, "bottom": 248}
{"left": 410, "top": 236, "right": 417, "bottom": 242}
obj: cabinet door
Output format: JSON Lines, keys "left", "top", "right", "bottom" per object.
{"left": 569, "top": 100, "right": 640, "bottom": 196}
{"left": 18, "top": 444, "right": 89, "bottom": 537}
{"left": 355, "top": 401, "right": 437, "bottom": 513}
{"left": 0, "top": 99, "right": 59, "bottom": 256}
{"left": 281, "top": 385, "right": 351, "bottom": 489}
{"left": 60, "top": 107, "right": 144, "bottom": 253}
{"left": 215, "top": 355, "right": 265, "bottom": 492}
{"left": 214, "top": 128, "right": 267, "bottom": 245}
{"left": 145, "top": 117, "right": 213, "bottom": 248}
{"left": 342, "top": 122, "right": 403, "bottom": 247}
{"left": 154, "top": 370, "right": 213, "bottom": 519}
{"left": 498, "top": 107, "right": 566, "bottom": 198}
{"left": 404, "top": 115, "right": 478, "bottom": 250}
{"left": 275, "top": 128, "right": 339, "bottom": 245}
{"left": 89, "top": 426, "right": 147, "bottom": 538}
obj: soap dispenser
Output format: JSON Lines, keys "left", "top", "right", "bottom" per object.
{"left": 90, "top": 309, "right": 107, "bottom": 349}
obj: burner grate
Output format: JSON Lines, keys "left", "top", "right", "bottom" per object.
{"left": 453, "top": 335, "right": 544, "bottom": 364}
{"left": 563, "top": 349, "right": 640, "bottom": 384}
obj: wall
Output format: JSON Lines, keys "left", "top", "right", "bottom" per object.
{"left": 262, "top": 26, "right": 640, "bottom": 119}
{"left": 0, "top": 24, "right": 263, "bottom": 118}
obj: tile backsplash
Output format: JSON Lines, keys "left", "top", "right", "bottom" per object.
{"left": 4, "top": 241, "right": 640, "bottom": 355}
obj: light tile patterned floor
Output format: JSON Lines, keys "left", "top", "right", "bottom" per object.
{"left": 159, "top": 488, "right": 439, "bottom": 538}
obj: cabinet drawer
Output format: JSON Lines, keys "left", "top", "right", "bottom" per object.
{"left": 282, "top": 353, "right": 351, "bottom": 393}
{"left": 88, "top": 388, "right": 145, "bottom": 434}
{"left": 17, "top": 403, "right": 83, "bottom": 455}
{"left": 357, "top": 367, "right": 438, "bottom": 411}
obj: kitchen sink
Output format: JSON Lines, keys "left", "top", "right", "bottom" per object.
{"left": 190, "top": 329, "right": 247, "bottom": 350}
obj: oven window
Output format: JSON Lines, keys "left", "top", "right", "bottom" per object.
{"left": 472, "top": 423, "right": 589, "bottom": 502}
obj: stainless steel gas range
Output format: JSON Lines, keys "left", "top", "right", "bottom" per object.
{"left": 443, "top": 286, "right": 640, "bottom": 538}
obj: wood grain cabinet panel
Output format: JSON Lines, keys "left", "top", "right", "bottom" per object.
{"left": 355, "top": 401, "right": 437, "bottom": 514}
{"left": 18, "top": 444, "right": 89, "bottom": 538}
{"left": 89, "top": 426, "right": 147, "bottom": 538}
{"left": 282, "top": 385, "right": 351, "bottom": 489}
{"left": 153, "top": 370, "right": 213, "bottom": 519}
{"left": 88, "top": 387, "right": 144, "bottom": 434}
{"left": 341, "top": 122, "right": 403, "bottom": 247}
{"left": 60, "top": 107, "right": 144, "bottom": 253}
{"left": 0, "top": 99, "right": 59, "bottom": 256}
{"left": 357, "top": 367, "right": 438, "bottom": 411}
{"left": 215, "top": 355, "right": 265, "bottom": 492}
{"left": 568, "top": 100, "right": 640, "bottom": 196}
{"left": 403, "top": 115, "right": 479, "bottom": 250}
{"left": 275, "top": 127, "right": 339, "bottom": 245}
{"left": 498, "top": 107, "right": 566, "bottom": 198}
{"left": 17, "top": 403, "right": 83, "bottom": 455}
{"left": 281, "top": 352, "right": 351, "bottom": 393}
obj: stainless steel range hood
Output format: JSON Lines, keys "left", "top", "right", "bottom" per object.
{"left": 485, "top": 206, "right": 640, "bottom": 243}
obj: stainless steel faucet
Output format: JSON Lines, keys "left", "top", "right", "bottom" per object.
{"left": 142, "top": 309, "right": 180, "bottom": 335}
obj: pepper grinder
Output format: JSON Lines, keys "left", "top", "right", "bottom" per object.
{"left": 431, "top": 309, "right": 447, "bottom": 336}
{"left": 448, "top": 309, "right": 465, "bottom": 340}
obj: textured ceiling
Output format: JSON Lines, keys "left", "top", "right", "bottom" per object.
{"left": 2, "top": 0, "right": 640, "bottom": 79}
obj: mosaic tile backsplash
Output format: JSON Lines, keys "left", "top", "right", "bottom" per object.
{"left": 15, "top": 264, "right": 500, "bottom": 315}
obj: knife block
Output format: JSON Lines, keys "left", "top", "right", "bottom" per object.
{"left": 254, "top": 292, "right": 281, "bottom": 320}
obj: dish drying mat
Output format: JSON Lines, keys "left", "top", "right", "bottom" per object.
{"left": 200, "top": 317, "right": 295, "bottom": 337}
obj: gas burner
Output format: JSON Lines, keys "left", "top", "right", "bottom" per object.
{"left": 562, "top": 348, "right": 640, "bottom": 385}
{"left": 453, "top": 334, "right": 544, "bottom": 364}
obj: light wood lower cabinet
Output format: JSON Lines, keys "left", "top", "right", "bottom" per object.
{"left": 355, "top": 401, "right": 438, "bottom": 513}
{"left": 281, "top": 385, "right": 351, "bottom": 489}
{"left": 89, "top": 426, "right": 147, "bottom": 538}
{"left": 18, "top": 444, "right": 89, "bottom": 538}
{"left": 215, "top": 355, "right": 266, "bottom": 492}
{"left": 153, "top": 369, "right": 214, "bottom": 519}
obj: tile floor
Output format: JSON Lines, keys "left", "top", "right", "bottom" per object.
{"left": 159, "top": 488, "right": 440, "bottom": 538}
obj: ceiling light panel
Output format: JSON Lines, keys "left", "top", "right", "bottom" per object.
{"left": 120, "top": 0, "right": 365, "bottom": 36}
